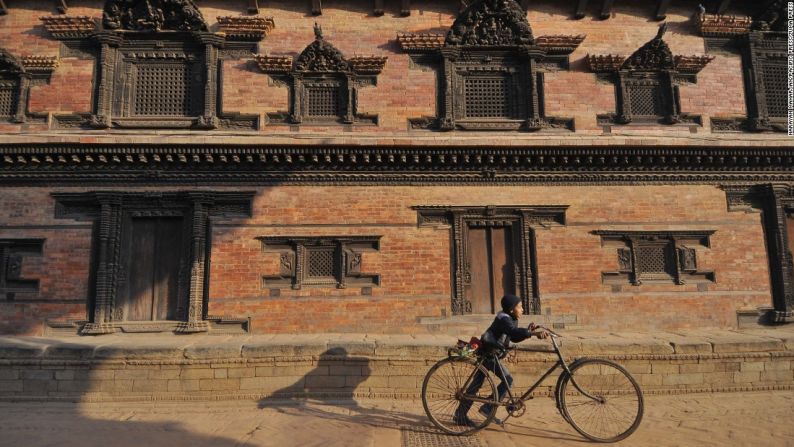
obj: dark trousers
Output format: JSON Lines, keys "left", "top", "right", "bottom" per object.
{"left": 455, "top": 356, "right": 513, "bottom": 417}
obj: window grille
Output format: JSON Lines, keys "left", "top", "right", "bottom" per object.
{"left": 0, "top": 81, "right": 17, "bottom": 117}
{"left": 464, "top": 76, "right": 512, "bottom": 118}
{"left": 306, "top": 86, "right": 342, "bottom": 117}
{"left": 307, "top": 248, "right": 336, "bottom": 278}
{"left": 133, "top": 64, "right": 197, "bottom": 116}
{"left": 762, "top": 63, "right": 786, "bottom": 118}
{"left": 636, "top": 244, "right": 675, "bottom": 280}
{"left": 627, "top": 84, "right": 665, "bottom": 117}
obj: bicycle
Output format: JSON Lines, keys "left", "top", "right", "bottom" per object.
{"left": 421, "top": 327, "right": 644, "bottom": 443}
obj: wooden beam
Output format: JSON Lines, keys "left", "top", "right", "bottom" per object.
{"left": 247, "top": 0, "right": 259, "bottom": 14}
{"left": 599, "top": 0, "right": 614, "bottom": 20}
{"left": 716, "top": 0, "right": 731, "bottom": 14}
{"left": 654, "top": 0, "right": 671, "bottom": 20}
{"left": 0, "top": 0, "right": 7, "bottom": 15}
{"left": 374, "top": 0, "right": 384, "bottom": 16}
{"left": 574, "top": 0, "right": 588, "bottom": 19}
{"left": 311, "top": 0, "right": 321, "bottom": 15}
{"left": 400, "top": 0, "right": 410, "bottom": 16}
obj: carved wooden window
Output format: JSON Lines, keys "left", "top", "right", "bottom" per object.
{"left": 304, "top": 81, "right": 345, "bottom": 118}
{"left": 0, "top": 79, "right": 17, "bottom": 117}
{"left": 255, "top": 25, "right": 385, "bottom": 127}
{"left": 53, "top": 191, "right": 254, "bottom": 335}
{"left": 397, "top": 0, "right": 583, "bottom": 131}
{"left": 760, "top": 61, "right": 786, "bottom": 118}
{"left": 463, "top": 75, "right": 515, "bottom": 119}
{"left": 0, "top": 239, "right": 44, "bottom": 301}
{"left": 588, "top": 24, "right": 711, "bottom": 127}
{"left": 131, "top": 61, "right": 202, "bottom": 117}
{"left": 625, "top": 78, "right": 667, "bottom": 118}
{"left": 595, "top": 230, "right": 715, "bottom": 286}
{"left": 41, "top": 3, "right": 272, "bottom": 130}
{"left": 258, "top": 236, "right": 380, "bottom": 291}
{"left": 0, "top": 49, "right": 57, "bottom": 124}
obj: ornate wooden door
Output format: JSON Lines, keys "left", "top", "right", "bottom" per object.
{"left": 118, "top": 217, "right": 184, "bottom": 321}
{"left": 465, "top": 223, "right": 517, "bottom": 314}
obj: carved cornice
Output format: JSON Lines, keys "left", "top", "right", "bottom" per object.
{"left": 102, "top": 0, "right": 208, "bottom": 32}
{"left": 216, "top": 16, "right": 275, "bottom": 41}
{"left": 2, "top": 144, "right": 794, "bottom": 185}
{"left": 348, "top": 56, "right": 387, "bottom": 74}
{"left": 446, "top": 0, "right": 533, "bottom": 46}
{"left": 586, "top": 54, "right": 625, "bottom": 72}
{"left": 535, "top": 35, "right": 586, "bottom": 55}
{"left": 40, "top": 16, "right": 97, "bottom": 39}
{"left": 696, "top": 13, "right": 751, "bottom": 37}
{"left": 294, "top": 26, "right": 351, "bottom": 72}
{"left": 254, "top": 55, "right": 293, "bottom": 73}
{"left": 396, "top": 33, "right": 444, "bottom": 51}
{"left": 673, "top": 55, "right": 715, "bottom": 74}
{"left": 20, "top": 56, "right": 60, "bottom": 74}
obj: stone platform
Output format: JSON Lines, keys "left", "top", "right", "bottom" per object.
{"left": 1, "top": 326, "right": 793, "bottom": 402}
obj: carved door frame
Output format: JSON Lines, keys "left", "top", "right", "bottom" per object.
{"left": 53, "top": 191, "right": 254, "bottom": 334}
{"left": 414, "top": 205, "right": 567, "bottom": 315}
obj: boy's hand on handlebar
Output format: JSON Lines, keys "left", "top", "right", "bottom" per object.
{"left": 528, "top": 323, "right": 549, "bottom": 339}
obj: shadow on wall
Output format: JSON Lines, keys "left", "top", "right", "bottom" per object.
{"left": 257, "top": 347, "right": 427, "bottom": 430}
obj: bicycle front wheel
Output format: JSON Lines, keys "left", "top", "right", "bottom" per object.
{"left": 421, "top": 357, "right": 497, "bottom": 435}
{"left": 557, "top": 358, "right": 644, "bottom": 443}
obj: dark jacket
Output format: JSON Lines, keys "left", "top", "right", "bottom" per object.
{"left": 483, "top": 311, "right": 532, "bottom": 348}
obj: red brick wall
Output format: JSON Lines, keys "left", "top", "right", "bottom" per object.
{"left": 0, "top": 185, "right": 773, "bottom": 334}
{"left": 0, "top": 0, "right": 749, "bottom": 133}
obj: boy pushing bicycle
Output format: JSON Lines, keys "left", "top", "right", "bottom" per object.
{"left": 453, "top": 294, "right": 549, "bottom": 426}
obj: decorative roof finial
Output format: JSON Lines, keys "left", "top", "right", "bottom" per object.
{"left": 314, "top": 22, "right": 323, "bottom": 40}
{"left": 656, "top": 22, "right": 668, "bottom": 40}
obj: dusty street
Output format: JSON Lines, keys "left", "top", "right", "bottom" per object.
{"left": 1, "top": 390, "right": 792, "bottom": 447}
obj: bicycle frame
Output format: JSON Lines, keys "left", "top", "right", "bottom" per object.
{"left": 459, "top": 335, "right": 603, "bottom": 411}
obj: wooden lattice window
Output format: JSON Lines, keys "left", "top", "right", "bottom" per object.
{"left": 306, "top": 247, "right": 336, "bottom": 279}
{"left": 761, "top": 62, "right": 786, "bottom": 118}
{"left": 0, "top": 80, "right": 18, "bottom": 117}
{"left": 133, "top": 63, "right": 200, "bottom": 117}
{"left": 635, "top": 242, "right": 676, "bottom": 281}
{"left": 463, "top": 75, "right": 513, "bottom": 119}
{"left": 595, "top": 230, "right": 715, "bottom": 286}
{"left": 0, "top": 239, "right": 44, "bottom": 301}
{"left": 626, "top": 83, "right": 666, "bottom": 118}
{"left": 306, "top": 85, "right": 343, "bottom": 118}
{"left": 259, "top": 236, "right": 381, "bottom": 291}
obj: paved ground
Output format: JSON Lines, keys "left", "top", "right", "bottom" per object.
{"left": 1, "top": 390, "right": 792, "bottom": 447}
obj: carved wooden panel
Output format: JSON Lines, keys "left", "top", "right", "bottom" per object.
{"left": 626, "top": 81, "right": 666, "bottom": 118}
{"left": 595, "top": 230, "right": 715, "bottom": 286}
{"left": 0, "top": 239, "right": 44, "bottom": 301}
{"left": 259, "top": 236, "right": 380, "bottom": 290}
{"left": 463, "top": 75, "right": 513, "bottom": 119}
{"left": 306, "top": 84, "right": 343, "bottom": 118}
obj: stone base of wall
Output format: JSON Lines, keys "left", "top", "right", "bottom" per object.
{"left": 1, "top": 330, "right": 792, "bottom": 402}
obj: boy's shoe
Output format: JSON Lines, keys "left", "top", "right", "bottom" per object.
{"left": 453, "top": 414, "right": 476, "bottom": 427}
{"left": 478, "top": 405, "right": 504, "bottom": 425}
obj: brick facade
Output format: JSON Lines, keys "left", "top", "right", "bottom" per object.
{"left": 0, "top": 0, "right": 791, "bottom": 335}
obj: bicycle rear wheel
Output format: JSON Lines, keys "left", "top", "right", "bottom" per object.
{"left": 421, "top": 357, "right": 497, "bottom": 435}
{"left": 557, "top": 358, "right": 644, "bottom": 443}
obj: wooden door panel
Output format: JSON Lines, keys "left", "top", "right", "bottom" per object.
{"left": 467, "top": 228, "right": 493, "bottom": 314}
{"left": 126, "top": 218, "right": 157, "bottom": 321}
{"left": 154, "top": 218, "right": 182, "bottom": 321}
{"left": 491, "top": 226, "right": 516, "bottom": 300}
